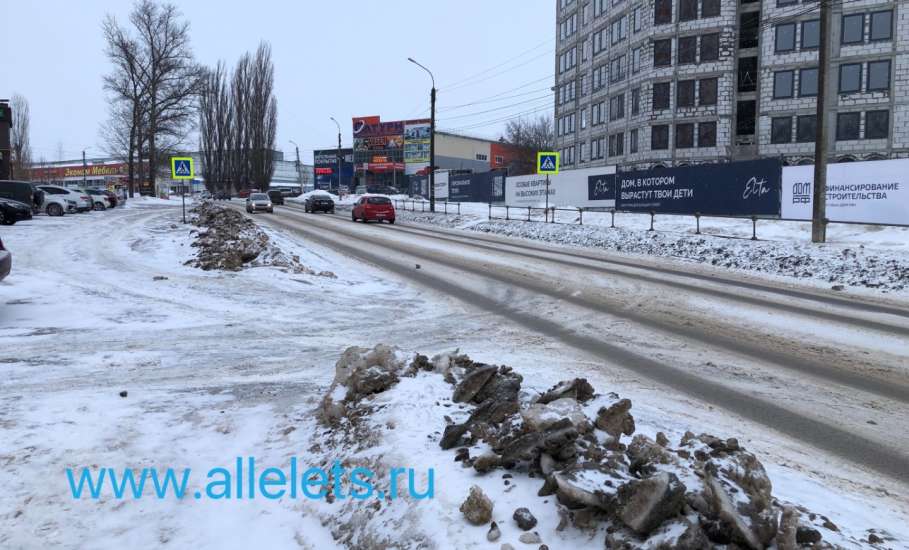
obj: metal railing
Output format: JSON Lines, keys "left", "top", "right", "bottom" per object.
{"left": 487, "top": 205, "right": 777, "bottom": 240}
{"left": 393, "top": 199, "right": 461, "bottom": 215}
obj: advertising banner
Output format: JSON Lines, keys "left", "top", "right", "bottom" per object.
{"left": 434, "top": 171, "right": 449, "bottom": 200}
{"left": 404, "top": 120, "right": 431, "bottom": 175}
{"left": 505, "top": 166, "right": 617, "bottom": 207}
{"left": 352, "top": 118, "right": 405, "bottom": 139}
{"left": 781, "top": 159, "right": 909, "bottom": 225}
{"left": 448, "top": 171, "right": 506, "bottom": 203}
{"left": 615, "top": 159, "right": 781, "bottom": 216}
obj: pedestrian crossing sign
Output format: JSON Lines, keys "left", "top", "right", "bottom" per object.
{"left": 537, "top": 152, "right": 559, "bottom": 175}
{"left": 171, "top": 157, "right": 194, "bottom": 180}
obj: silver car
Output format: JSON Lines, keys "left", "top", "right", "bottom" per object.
{"left": 245, "top": 192, "right": 273, "bottom": 213}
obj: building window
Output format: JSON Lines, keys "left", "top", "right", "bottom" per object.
{"left": 841, "top": 13, "right": 864, "bottom": 45}
{"left": 702, "top": 0, "right": 720, "bottom": 18}
{"left": 680, "top": 0, "right": 697, "bottom": 22}
{"left": 700, "top": 33, "right": 719, "bottom": 61}
{"left": 870, "top": 10, "right": 893, "bottom": 42}
{"left": 581, "top": 107, "right": 588, "bottom": 129}
{"left": 799, "top": 67, "right": 818, "bottom": 97}
{"left": 610, "top": 55, "right": 626, "bottom": 83}
{"left": 632, "top": 7, "right": 642, "bottom": 32}
{"left": 778, "top": 0, "right": 797, "bottom": 5}
{"left": 653, "top": 39, "right": 672, "bottom": 67}
{"left": 801, "top": 20, "right": 820, "bottom": 49}
{"left": 592, "top": 101, "right": 605, "bottom": 125}
{"left": 836, "top": 112, "right": 860, "bottom": 140}
{"left": 675, "top": 123, "right": 695, "bottom": 148}
{"left": 593, "top": 29, "right": 606, "bottom": 55}
{"left": 610, "top": 15, "right": 628, "bottom": 44}
{"left": 651, "top": 125, "right": 670, "bottom": 150}
{"left": 699, "top": 77, "right": 718, "bottom": 105}
{"left": 593, "top": 64, "right": 607, "bottom": 90}
{"left": 838, "top": 63, "right": 862, "bottom": 94}
{"left": 608, "top": 132, "right": 624, "bottom": 156}
{"left": 698, "top": 121, "right": 717, "bottom": 147}
{"left": 773, "top": 70, "right": 794, "bottom": 99}
{"left": 495, "top": 155, "right": 504, "bottom": 165}
{"left": 796, "top": 115, "right": 816, "bottom": 142}
{"left": 631, "top": 87, "right": 641, "bottom": 115}
{"left": 771, "top": 117, "right": 792, "bottom": 143}
{"left": 740, "top": 12, "right": 760, "bottom": 48}
{"left": 867, "top": 60, "right": 891, "bottom": 91}
{"left": 475, "top": 153, "right": 488, "bottom": 161}
{"left": 609, "top": 93, "right": 625, "bottom": 120}
{"left": 775, "top": 23, "right": 796, "bottom": 52}
{"left": 677, "top": 79, "right": 696, "bottom": 107}
{"left": 654, "top": 0, "right": 672, "bottom": 25}
{"left": 594, "top": 0, "right": 606, "bottom": 17}
{"left": 865, "top": 110, "right": 889, "bottom": 139}
{"left": 653, "top": 81, "right": 671, "bottom": 109}
{"left": 630, "top": 128, "right": 639, "bottom": 153}
{"left": 678, "top": 36, "right": 697, "bottom": 64}
{"left": 632, "top": 47, "right": 642, "bottom": 73}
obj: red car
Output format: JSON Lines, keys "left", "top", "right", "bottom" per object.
{"left": 237, "top": 189, "right": 253, "bottom": 198}
{"left": 352, "top": 195, "right": 396, "bottom": 224}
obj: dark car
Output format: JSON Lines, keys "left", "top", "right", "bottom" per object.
{"left": 0, "top": 198, "right": 33, "bottom": 225}
{"left": 0, "top": 236, "right": 9, "bottom": 282}
{"left": 352, "top": 195, "right": 395, "bottom": 224}
{"left": 267, "top": 190, "right": 285, "bottom": 205}
{"left": 0, "top": 180, "right": 45, "bottom": 213}
{"left": 304, "top": 193, "right": 335, "bottom": 213}
{"left": 214, "top": 191, "right": 232, "bottom": 201}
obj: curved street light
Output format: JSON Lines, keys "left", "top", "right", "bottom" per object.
{"left": 329, "top": 117, "right": 342, "bottom": 193}
{"left": 408, "top": 57, "right": 436, "bottom": 212}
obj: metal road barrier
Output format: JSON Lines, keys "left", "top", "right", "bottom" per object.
{"left": 393, "top": 199, "right": 461, "bottom": 216}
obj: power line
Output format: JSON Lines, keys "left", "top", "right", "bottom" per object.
{"left": 439, "top": 85, "right": 556, "bottom": 113}
{"left": 439, "top": 37, "right": 555, "bottom": 90}
{"left": 441, "top": 49, "right": 556, "bottom": 93}
{"left": 437, "top": 94, "right": 554, "bottom": 122}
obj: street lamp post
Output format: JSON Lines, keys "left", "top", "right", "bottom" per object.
{"left": 408, "top": 57, "right": 436, "bottom": 213}
{"left": 330, "top": 117, "right": 342, "bottom": 194}
{"left": 82, "top": 149, "right": 87, "bottom": 189}
{"left": 289, "top": 140, "right": 302, "bottom": 193}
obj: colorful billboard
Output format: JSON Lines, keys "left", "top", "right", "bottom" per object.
{"left": 404, "top": 119, "right": 431, "bottom": 175}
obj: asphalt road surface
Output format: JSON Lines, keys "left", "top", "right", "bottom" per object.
{"left": 235, "top": 203, "right": 909, "bottom": 484}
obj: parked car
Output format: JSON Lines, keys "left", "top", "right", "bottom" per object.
{"left": 83, "top": 188, "right": 112, "bottom": 210}
{"left": 267, "top": 190, "right": 285, "bottom": 205}
{"left": 0, "top": 180, "right": 45, "bottom": 213}
{"left": 352, "top": 195, "right": 395, "bottom": 224}
{"left": 214, "top": 191, "right": 231, "bottom": 201}
{"left": 97, "top": 188, "right": 119, "bottom": 207}
{"left": 0, "top": 236, "right": 10, "bottom": 282}
{"left": 245, "top": 192, "right": 273, "bottom": 213}
{"left": 0, "top": 198, "right": 33, "bottom": 225}
{"left": 38, "top": 185, "right": 92, "bottom": 213}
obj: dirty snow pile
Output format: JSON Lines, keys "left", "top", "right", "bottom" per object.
{"left": 309, "top": 345, "right": 893, "bottom": 549}
{"left": 188, "top": 201, "right": 334, "bottom": 276}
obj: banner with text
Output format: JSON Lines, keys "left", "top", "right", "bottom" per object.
{"left": 448, "top": 171, "right": 506, "bottom": 203}
{"left": 615, "top": 159, "right": 781, "bottom": 217}
{"left": 505, "top": 166, "right": 617, "bottom": 207}
{"left": 781, "top": 159, "right": 909, "bottom": 225}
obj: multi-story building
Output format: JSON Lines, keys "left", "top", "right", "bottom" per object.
{"left": 554, "top": 0, "right": 907, "bottom": 171}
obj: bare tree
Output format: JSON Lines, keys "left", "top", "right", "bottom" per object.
{"left": 199, "top": 61, "right": 232, "bottom": 192}
{"left": 225, "top": 43, "right": 277, "bottom": 192}
{"left": 10, "top": 94, "right": 32, "bottom": 180}
{"left": 248, "top": 42, "right": 277, "bottom": 191}
{"left": 103, "top": 0, "right": 202, "bottom": 196}
{"left": 504, "top": 115, "right": 554, "bottom": 152}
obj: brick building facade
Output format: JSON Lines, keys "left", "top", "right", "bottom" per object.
{"left": 554, "top": 0, "right": 907, "bottom": 170}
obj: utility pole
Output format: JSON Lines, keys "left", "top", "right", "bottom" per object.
{"left": 409, "top": 57, "right": 436, "bottom": 212}
{"left": 330, "top": 117, "right": 342, "bottom": 193}
{"left": 811, "top": 0, "right": 832, "bottom": 243}
{"left": 82, "top": 150, "right": 87, "bottom": 188}
{"left": 289, "top": 140, "right": 302, "bottom": 192}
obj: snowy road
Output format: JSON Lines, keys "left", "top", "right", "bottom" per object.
{"left": 245, "top": 204, "right": 909, "bottom": 484}
{"left": 2, "top": 200, "right": 908, "bottom": 548}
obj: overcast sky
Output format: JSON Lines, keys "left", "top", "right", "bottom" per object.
{"left": 2, "top": 0, "right": 554, "bottom": 164}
